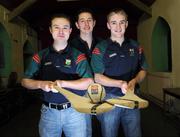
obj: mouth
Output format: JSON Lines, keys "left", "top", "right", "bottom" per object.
{"left": 57, "top": 35, "right": 65, "bottom": 38}
{"left": 84, "top": 27, "right": 90, "bottom": 30}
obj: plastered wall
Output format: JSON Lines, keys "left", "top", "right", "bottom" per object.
{"left": 0, "top": 5, "right": 38, "bottom": 85}
{"left": 138, "top": 0, "right": 180, "bottom": 106}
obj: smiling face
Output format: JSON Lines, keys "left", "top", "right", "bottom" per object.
{"left": 75, "top": 12, "right": 96, "bottom": 35}
{"left": 107, "top": 11, "right": 128, "bottom": 39}
{"left": 49, "top": 17, "right": 72, "bottom": 42}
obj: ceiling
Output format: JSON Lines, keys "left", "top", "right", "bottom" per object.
{"left": 0, "top": 0, "right": 156, "bottom": 31}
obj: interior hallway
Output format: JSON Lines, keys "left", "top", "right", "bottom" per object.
{"left": 0, "top": 95, "right": 179, "bottom": 137}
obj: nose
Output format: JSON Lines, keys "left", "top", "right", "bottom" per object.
{"left": 58, "top": 28, "right": 63, "bottom": 34}
{"left": 84, "top": 20, "right": 89, "bottom": 26}
{"left": 117, "top": 23, "right": 122, "bottom": 29}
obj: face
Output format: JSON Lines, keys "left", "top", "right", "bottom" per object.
{"left": 107, "top": 13, "right": 128, "bottom": 39}
{"left": 75, "top": 12, "right": 96, "bottom": 34}
{"left": 49, "top": 17, "right": 72, "bottom": 42}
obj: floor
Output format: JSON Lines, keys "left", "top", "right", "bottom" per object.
{"left": 0, "top": 95, "right": 180, "bottom": 137}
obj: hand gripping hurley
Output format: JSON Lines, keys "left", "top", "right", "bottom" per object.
{"left": 53, "top": 83, "right": 149, "bottom": 115}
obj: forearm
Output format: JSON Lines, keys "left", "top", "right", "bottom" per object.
{"left": 94, "top": 73, "right": 124, "bottom": 88}
{"left": 61, "top": 78, "right": 94, "bottom": 90}
{"left": 133, "top": 70, "right": 147, "bottom": 84}
{"left": 21, "top": 78, "right": 43, "bottom": 90}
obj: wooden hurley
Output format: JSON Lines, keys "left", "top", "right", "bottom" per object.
{"left": 106, "top": 90, "right": 149, "bottom": 109}
{"left": 53, "top": 86, "right": 114, "bottom": 115}
{"left": 53, "top": 85, "right": 149, "bottom": 115}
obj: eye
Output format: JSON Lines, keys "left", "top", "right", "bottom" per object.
{"left": 63, "top": 27, "right": 68, "bottom": 30}
{"left": 120, "top": 20, "right": 127, "bottom": 25}
{"left": 87, "top": 19, "right": 93, "bottom": 23}
{"left": 110, "top": 21, "right": 117, "bottom": 25}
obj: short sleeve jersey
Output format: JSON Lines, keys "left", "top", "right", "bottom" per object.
{"left": 24, "top": 45, "right": 93, "bottom": 103}
{"left": 91, "top": 38, "right": 148, "bottom": 96}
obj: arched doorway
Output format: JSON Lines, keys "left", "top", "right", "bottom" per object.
{"left": 152, "top": 17, "right": 172, "bottom": 72}
{"left": 0, "top": 23, "right": 12, "bottom": 77}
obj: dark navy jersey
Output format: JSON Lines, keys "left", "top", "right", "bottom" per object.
{"left": 91, "top": 38, "right": 148, "bottom": 96}
{"left": 24, "top": 45, "right": 93, "bottom": 103}
{"left": 70, "top": 36, "right": 102, "bottom": 62}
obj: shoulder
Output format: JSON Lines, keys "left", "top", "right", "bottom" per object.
{"left": 96, "top": 39, "right": 109, "bottom": 50}
{"left": 32, "top": 48, "right": 49, "bottom": 64}
{"left": 71, "top": 47, "right": 86, "bottom": 58}
{"left": 127, "top": 39, "right": 140, "bottom": 48}
{"left": 96, "top": 39, "right": 108, "bottom": 47}
{"left": 71, "top": 47, "right": 87, "bottom": 65}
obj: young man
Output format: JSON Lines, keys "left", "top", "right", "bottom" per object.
{"left": 91, "top": 8, "right": 148, "bottom": 137}
{"left": 71, "top": 8, "right": 102, "bottom": 137}
{"left": 21, "top": 14, "right": 93, "bottom": 137}
{"left": 71, "top": 8, "right": 102, "bottom": 63}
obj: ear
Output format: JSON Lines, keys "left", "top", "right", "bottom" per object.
{"left": 49, "top": 27, "right": 52, "bottom": 34}
{"left": 107, "top": 22, "right": 110, "bottom": 30}
{"left": 93, "top": 20, "right": 96, "bottom": 27}
{"left": 125, "top": 21, "right": 128, "bottom": 28}
{"left": 75, "top": 22, "right": 80, "bottom": 29}
{"left": 69, "top": 28, "right": 72, "bottom": 34}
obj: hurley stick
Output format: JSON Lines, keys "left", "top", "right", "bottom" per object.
{"left": 53, "top": 85, "right": 114, "bottom": 115}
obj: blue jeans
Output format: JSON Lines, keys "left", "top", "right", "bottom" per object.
{"left": 86, "top": 114, "right": 92, "bottom": 137}
{"left": 97, "top": 94, "right": 141, "bottom": 137}
{"left": 39, "top": 104, "right": 87, "bottom": 137}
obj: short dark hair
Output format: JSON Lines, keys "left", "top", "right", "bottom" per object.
{"left": 107, "top": 8, "right": 128, "bottom": 22}
{"left": 49, "top": 13, "right": 71, "bottom": 27}
{"left": 75, "top": 8, "right": 95, "bottom": 22}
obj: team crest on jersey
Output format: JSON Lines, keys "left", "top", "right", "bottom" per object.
{"left": 64, "top": 59, "right": 71, "bottom": 67}
{"left": 129, "top": 48, "right": 135, "bottom": 56}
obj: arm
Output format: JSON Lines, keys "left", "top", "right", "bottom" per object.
{"left": 56, "top": 78, "right": 93, "bottom": 90}
{"left": 94, "top": 73, "right": 127, "bottom": 93}
{"left": 21, "top": 78, "right": 54, "bottom": 92}
{"left": 56, "top": 49, "right": 94, "bottom": 90}
{"left": 128, "top": 70, "right": 147, "bottom": 91}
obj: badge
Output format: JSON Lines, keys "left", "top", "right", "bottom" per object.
{"left": 109, "top": 53, "right": 117, "bottom": 58}
{"left": 65, "top": 59, "right": 71, "bottom": 67}
{"left": 44, "top": 62, "right": 52, "bottom": 66}
{"left": 129, "top": 48, "right": 134, "bottom": 56}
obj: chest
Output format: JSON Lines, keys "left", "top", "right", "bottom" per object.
{"left": 42, "top": 53, "right": 77, "bottom": 73}
{"left": 103, "top": 45, "right": 139, "bottom": 75}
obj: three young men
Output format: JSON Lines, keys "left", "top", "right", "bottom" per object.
{"left": 22, "top": 8, "right": 148, "bottom": 137}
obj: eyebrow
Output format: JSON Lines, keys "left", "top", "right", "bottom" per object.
{"left": 52, "top": 24, "right": 70, "bottom": 27}
{"left": 79, "top": 17, "right": 93, "bottom": 20}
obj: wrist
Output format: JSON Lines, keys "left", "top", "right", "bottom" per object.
{"left": 119, "top": 80, "right": 125, "bottom": 88}
{"left": 133, "top": 78, "right": 138, "bottom": 84}
{"left": 61, "top": 80, "right": 66, "bottom": 88}
{"left": 38, "top": 81, "right": 43, "bottom": 89}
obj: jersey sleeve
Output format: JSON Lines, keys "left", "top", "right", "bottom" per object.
{"left": 74, "top": 50, "right": 93, "bottom": 78}
{"left": 138, "top": 46, "right": 148, "bottom": 70}
{"left": 130, "top": 39, "right": 148, "bottom": 71}
{"left": 91, "top": 41, "right": 107, "bottom": 74}
{"left": 23, "top": 53, "right": 41, "bottom": 79}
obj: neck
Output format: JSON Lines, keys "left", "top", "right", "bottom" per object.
{"left": 53, "top": 40, "right": 67, "bottom": 51}
{"left": 80, "top": 33, "right": 93, "bottom": 49}
{"left": 111, "top": 37, "right": 125, "bottom": 46}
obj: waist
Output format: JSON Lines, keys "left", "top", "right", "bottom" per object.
{"left": 43, "top": 101, "right": 71, "bottom": 110}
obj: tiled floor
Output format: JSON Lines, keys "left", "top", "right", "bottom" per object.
{"left": 0, "top": 97, "right": 179, "bottom": 137}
